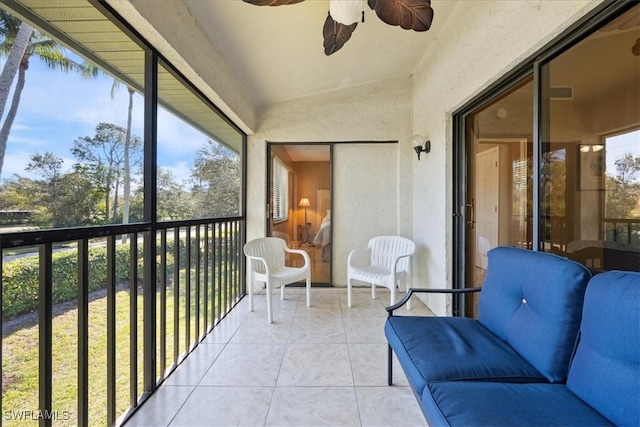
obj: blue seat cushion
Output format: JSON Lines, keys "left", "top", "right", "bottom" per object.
{"left": 478, "top": 246, "right": 592, "bottom": 382}
{"left": 422, "top": 381, "right": 614, "bottom": 427}
{"left": 385, "top": 316, "right": 546, "bottom": 397}
{"left": 567, "top": 271, "right": 640, "bottom": 427}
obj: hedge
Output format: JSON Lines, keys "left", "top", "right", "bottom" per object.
{"left": 2, "top": 242, "right": 176, "bottom": 320}
{"left": 1, "top": 234, "right": 239, "bottom": 320}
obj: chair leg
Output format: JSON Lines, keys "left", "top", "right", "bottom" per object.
{"left": 266, "top": 282, "right": 273, "bottom": 323}
{"left": 281, "top": 284, "right": 285, "bottom": 300}
{"left": 248, "top": 271, "right": 254, "bottom": 312}
{"left": 390, "top": 286, "right": 395, "bottom": 306}
{"left": 347, "top": 277, "right": 353, "bottom": 308}
{"left": 371, "top": 284, "right": 376, "bottom": 300}
{"left": 305, "top": 274, "right": 311, "bottom": 308}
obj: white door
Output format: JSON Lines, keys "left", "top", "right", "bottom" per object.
{"left": 475, "top": 146, "right": 500, "bottom": 268}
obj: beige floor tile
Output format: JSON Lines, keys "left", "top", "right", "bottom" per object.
{"left": 127, "top": 288, "right": 432, "bottom": 427}
{"left": 163, "top": 343, "right": 225, "bottom": 386}
{"left": 344, "top": 316, "right": 388, "bottom": 344}
{"left": 277, "top": 343, "right": 353, "bottom": 387}
{"left": 266, "top": 387, "right": 360, "bottom": 427}
{"left": 356, "top": 386, "right": 428, "bottom": 427}
{"left": 349, "top": 343, "right": 409, "bottom": 387}
{"left": 200, "top": 343, "right": 286, "bottom": 386}
{"left": 229, "top": 316, "right": 293, "bottom": 344}
{"left": 126, "top": 385, "right": 194, "bottom": 427}
{"left": 289, "top": 316, "right": 346, "bottom": 343}
{"left": 169, "top": 386, "right": 273, "bottom": 426}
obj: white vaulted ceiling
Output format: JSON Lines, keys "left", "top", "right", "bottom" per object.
{"left": 183, "top": 0, "right": 460, "bottom": 108}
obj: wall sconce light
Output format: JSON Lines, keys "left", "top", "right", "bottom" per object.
{"left": 412, "top": 134, "right": 431, "bottom": 160}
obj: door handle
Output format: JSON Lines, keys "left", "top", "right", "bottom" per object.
{"left": 466, "top": 199, "right": 475, "bottom": 229}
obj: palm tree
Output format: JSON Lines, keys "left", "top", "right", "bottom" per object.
{"left": 83, "top": 63, "right": 137, "bottom": 229}
{"left": 0, "top": 10, "right": 89, "bottom": 178}
{"left": 114, "top": 84, "right": 135, "bottom": 230}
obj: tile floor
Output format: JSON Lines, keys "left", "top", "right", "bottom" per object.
{"left": 126, "top": 287, "right": 433, "bottom": 427}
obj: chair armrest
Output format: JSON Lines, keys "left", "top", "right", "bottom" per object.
{"left": 245, "top": 254, "right": 270, "bottom": 275}
{"left": 386, "top": 287, "right": 482, "bottom": 315}
{"left": 347, "top": 248, "right": 370, "bottom": 268}
{"left": 390, "top": 252, "right": 413, "bottom": 273}
{"left": 285, "top": 247, "right": 311, "bottom": 267}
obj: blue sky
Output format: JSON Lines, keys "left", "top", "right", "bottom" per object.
{"left": 1, "top": 55, "right": 209, "bottom": 185}
{"left": 605, "top": 131, "right": 640, "bottom": 175}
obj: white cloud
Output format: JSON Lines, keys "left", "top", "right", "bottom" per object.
{"left": 157, "top": 108, "right": 209, "bottom": 155}
{"left": 162, "top": 161, "right": 193, "bottom": 187}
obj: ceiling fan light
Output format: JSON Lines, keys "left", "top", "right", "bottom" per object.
{"left": 330, "top": 0, "right": 362, "bottom": 25}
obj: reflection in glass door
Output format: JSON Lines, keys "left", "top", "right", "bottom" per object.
{"left": 460, "top": 5, "right": 640, "bottom": 315}
{"left": 456, "top": 3, "right": 640, "bottom": 318}
{"left": 541, "top": 4, "right": 640, "bottom": 272}
{"left": 465, "top": 79, "right": 534, "bottom": 292}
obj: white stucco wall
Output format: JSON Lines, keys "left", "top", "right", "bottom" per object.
{"left": 249, "top": 77, "right": 414, "bottom": 289}
{"left": 410, "top": 0, "right": 600, "bottom": 315}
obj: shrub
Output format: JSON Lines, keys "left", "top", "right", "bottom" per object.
{"left": 2, "top": 242, "right": 175, "bottom": 319}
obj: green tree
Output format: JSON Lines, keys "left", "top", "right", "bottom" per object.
{"left": 156, "top": 167, "right": 192, "bottom": 220}
{"left": 0, "top": 174, "right": 37, "bottom": 210}
{"left": 0, "top": 10, "right": 90, "bottom": 178}
{"left": 25, "top": 152, "right": 64, "bottom": 227}
{"left": 72, "top": 122, "right": 142, "bottom": 223}
{"left": 56, "top": 167, "right": 105, "bottom": 226}
{"left": 605, "top": 153, "right": 640, "bottom": 219}
{"left": 190, "top": 141, "right": 240, "bottom": 218}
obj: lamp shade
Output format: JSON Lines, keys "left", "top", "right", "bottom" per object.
{"left": 329, "top": 0, "right": 362, "bottom": 25}
{"left": 412, "top": 134, "right": 426, "bottom": 145}
{"left": 299, "top": 198, "right": 311, "bottom": 207}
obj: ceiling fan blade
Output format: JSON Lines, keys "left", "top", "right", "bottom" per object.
{"left": 368, "top": 0, "right": 434, "bottom": 31}
{"left": 323, "top": 13, "right": 358, "bottom": 56}
{"left": 242, "top": 0, "right": 304, "bottom": 5}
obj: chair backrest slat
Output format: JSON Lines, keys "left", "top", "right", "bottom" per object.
{"left": 243, "top": 237, "right": 287, "bottom": 273}
{"left": 369, "top": 236, "right": 415, "bottom": 272}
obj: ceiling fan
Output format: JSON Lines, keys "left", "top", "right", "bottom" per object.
{"left": 242, "top": 0, "right": 434, "bottom": 56}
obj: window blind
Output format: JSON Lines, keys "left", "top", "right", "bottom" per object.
{"left": 272, "top": 156, "right": 289, "bottom": 222}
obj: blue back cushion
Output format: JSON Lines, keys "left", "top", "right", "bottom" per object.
{"left": 567, "top": 271, "right": 640, "bottom": 427}
{"left": 478, "top": 246, "right": 592, "bottom": 382}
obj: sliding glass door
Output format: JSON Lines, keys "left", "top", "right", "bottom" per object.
{"left": 540, "top": 7, "right": 640, "bottom": 271}
{"left": 455, "top": 2, "right": 639, "bottom": 316}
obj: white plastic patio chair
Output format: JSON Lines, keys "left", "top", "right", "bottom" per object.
{"left": 347, "top": 236, "right": 415, "bottom": 308}
{"left": 477, "top": 236, "right": 492, "bottom": 271}
{"left": 272, "top": 231, "right": 293, "bottom": 264}
{"left": 243, "top": 237, "right": 311, "bottom": 323}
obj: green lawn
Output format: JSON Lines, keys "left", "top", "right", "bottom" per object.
{"left": 2, "top": 273, "right": 236, "bottom": 426}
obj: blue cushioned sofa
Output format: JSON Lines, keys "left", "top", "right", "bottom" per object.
{"left": 385, "top": 246, "right": 640, "bottom": 426}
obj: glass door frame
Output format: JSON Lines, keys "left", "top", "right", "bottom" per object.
{"left": 451, "top": 0, "right": 632, "bottom": 316}
{"left": 265, "top": 141, "right": 334, "bottom": 286}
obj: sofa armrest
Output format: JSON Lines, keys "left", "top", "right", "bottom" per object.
{"left": 387, "top": 287, "right": 482, "bottom": 315}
